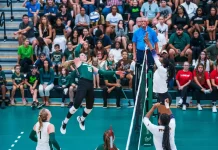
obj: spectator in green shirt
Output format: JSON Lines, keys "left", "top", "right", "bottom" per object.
{"left": 17, "top": 38, "right": 34, "bottom": 73}
{"left": 10, "top": 65, "right": 26, "bottom": 105}
{"left": 0, "top": 65, "right": 7, "bottom": 109}
{"left": 168, "top": 25, "right": 192, "bottom": 63}
{"left": 38, "top": 60, "right": 54, "bottom": 107}
{"left": 204, "top": 39, "right": 218, "bottom": 61}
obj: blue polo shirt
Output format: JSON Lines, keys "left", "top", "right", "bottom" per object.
{"left": 132, "top": 26, "right": 158, "bottom": 51}
{"left": 26, "top": 2, "right": 40, "bottom": 17}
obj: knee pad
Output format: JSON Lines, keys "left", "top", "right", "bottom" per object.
{"left": 84, "top": 108, "right": 92, "bottom": 114}
{"left": 69, "top": 106, "right": 78, "bottom": 114}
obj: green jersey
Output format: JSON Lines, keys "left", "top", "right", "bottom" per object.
{"left": 52, "top": 51, "right": 63, "bottom": 63}
{"left": 58, "top": 75, "right": 70, "bottom": 86}
{"left": 12, "top": 73, "right": 24, "bottom": 84}
{"left": 78, "top": 62, "right": 93, "bottom": 81}
{"left": 0, "top": 71, "right": 6, "bottom": 84}
{"left": 70, "top": 70, "right": 79, "bottom": 85}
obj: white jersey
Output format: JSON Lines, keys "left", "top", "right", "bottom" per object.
{"left": 143, "top": 117, "right": 177, "bottom": 150}
{"left": 35, "top": 122, "right": 51, "bottom": 150}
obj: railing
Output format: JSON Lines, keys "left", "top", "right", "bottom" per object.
{"left": 0, "top": 12, "right": 7, "bottom": 41}
{"left": 7, "top": 0, "right": 14, "bottom": 21}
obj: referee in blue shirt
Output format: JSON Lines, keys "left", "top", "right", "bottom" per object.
{"left": 132, "top": 17, "right": 159, "bottom": 70}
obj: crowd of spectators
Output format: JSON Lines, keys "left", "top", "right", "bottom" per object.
{"left": 0, "top": 0, "right": 218, "bottom": 110}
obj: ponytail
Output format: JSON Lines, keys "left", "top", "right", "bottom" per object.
{"left": 103, "top": 128, "right": 118, "bottom": 150}
{"left": 38, "top": 109, "right": 48, "bottom": 133}
{"left": 38, "top": 115, "right": 43, "bottom": 132}
{"left": 162, "top": 125, "right": 171, "bottom": 150}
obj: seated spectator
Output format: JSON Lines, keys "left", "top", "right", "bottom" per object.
{"left": 128, "top": 1, "right": 141, "bottom": 33}
{"left": 194, "top": 51, "right": 210, "bottom": 72}
{"left": 127, "top": 42, "right": 134, "bottom": 60}
{"left": 62, "top": 41, "right": 75, "bottom": 62}
{"left": 133, "top": 17, "right": 142, "bottom": 32}
{"left": 82, "top": 28, "right": 94, "bottom": 49}
{"left": 188, "top": 7, "right": 206, "bottom": 36}
{"left": 92, "top": 57, "right": 101, "bottom": 88}
{"left": 10, "top": 65, "right": 26, "bottom": 105}
{"left": 44, "top": 0, "right": 58, "bottom": 25}
{"left": 68, "top": 68, "right": 79, "bottom": 108}
{"left": 159, "top": 0, "right": 172, "bottom": 28}
{"left": 105, "top": 5, "right": 123, "bottom": 37}
{"left": 181, "top": 0, "right": 197, "bottom": 19}
{"left": 191, "top": 30, "right": 205, "bottom": 65}
{"left": 193, "top": 63, "right": 213, "bottom": 111}
{"left": 206, "top": 6, "right": 218, "bottom": 44}
{"left": 172, "top": 5, "right": 189, "bottom": 32}
{"left": 69, "top": 0, "right": 80, "bottom": 17}
{"left": 55, "top": 68, "right": 70, "bottom": 107}
{"left": 57, "top": 4, "right": 72, "bottom": 37}
{"left": 156, "top": 16, "right": 168, "bottom": 41}
{"left": 90, "top": 8, "right": 105, "bottom": 34}
{"left": 34, "top": 37, "right": 50, "bottom": 59}
{"left": 115, "top": 20, "right": 128, "bottom": 49}
{"left": 82, "top": 0, "right": 95, "bottom": 15}
{"left": 34, "top": 52, "right": 52, "bottom": 69}
{"left": 22, "top": 0, "right": 40, "bottom": 31}
{"left": 176, "top": 61, "right": 193, "bottom": 110}
{"left": 39, "top": 60, "right": 55, "bottom": 107}
{"left": 210, "top": 64, "right": 218, "bottom": 112}
{"left": 94, "top": 29, "right": 112, "bottom": 52}
{"left": 102, "top": 72, "right": 122, "bottom": 108}
{"left": 109, "top": 41, "right": 123, "bottom": 63}
{"left": 17, "top": 38, "right": 34, "bottom": 74}
{"left": 152, "top": 26, "right": 167, "bottom": 53}
{"left": 106, "top": 54, "right": 116, "bottom": 71}
{"left": 102, "top": 0, "right": 123, "bottom": 16}
{"left": 25, "top": 65, "right": 39, "bottom": 109}
{"left": 168, "top": 25, "right": 192, "bottom": 63}
{"left": 0, "top": 65, "right": 7, "bottom": 109}
{"left": 140, "top": 0, "right": 160, "bottom": 25}
{"left": 52, "top": 44, "right": 63, "bottom": 75}
{"left": 117, "top": 50, "right": 133, "bottom": 89}
{"left": 74, "top": 7, "right": 90, "bottom": 35}
{"left": 52, "top": 17, "right": 67, "bottom": 52}
{"left": 92, "top": 40, "right": 108, "bottom": 63}
{"left": 69, "top": 30, "right": 79, "bottom": 49}
{"left": 14, "top": 14, "right": 37, "bottom": 47}
{"left": 204, "top": 39, "right": 218, "bottom": 61}
{"left": 95, "top": 127, "right": 119, "bottom": 149}
{"left": 39, "top": 16, "right": 53, "bottom": 45}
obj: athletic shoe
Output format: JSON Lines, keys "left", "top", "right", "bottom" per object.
{"left": 37, "top": 103, "right": 45, "bottom": 109}
{"left": 77, "top": 116, "right": 85, "bottom": 131}
{"left": 61, "top": 102, "right": 64, "bottom": 107}
{"left": 204, "top": 89, "right": 211, "bottom": 94}
{"left": 60, "top": 121, "right": 67, "bottom": 134}
{"left": 1, "top": 100, "right": 6, "bottom": 109}
{"left": 192, "top": 60, "right": 196, "bottom": 66}
{"left": 212, "top": 106, "right": 217, "bottom": 113}
{"left": 197, "top": 104, "right": 202, "bottom": 111}
{"left": 10, "top": 99, "right": 15, "bottom": 106}
{"left": 117, "top": 106, "right": 121, "bottom": 109}
{"left": 67, "top": 102, "right": 74, "bottom": 108}
{"left": 31, "top": 101, "right": 37, "bottom": 109}
{"left": 178, "top": 98, "right": 183, "bottom": 105}
{"left": 213, "top": 41, "right": 216, "bottom": 44}
{"left": 128, "top": 102, "right": 134, "bottom": 108}
{"left": 103, "top": 105, "right": 107, "bottom": 108}
{"left": 182, "top": 104, "right": 186, "bottom": 111}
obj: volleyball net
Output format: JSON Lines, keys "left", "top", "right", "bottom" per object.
{"left": 125, "top": 52, "right": 153, "bottom": 150}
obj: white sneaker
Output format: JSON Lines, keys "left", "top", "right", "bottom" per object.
{"left": 178, "top": 98, "right": 183, "bottom": 105}
{"left": 60, "top": 121, "right": 66, "bottom": 134}
{"left": 61, "top": 102, "right": 64, "bottom": 107}
{"left": 182, "top": 104, "right": 186, "bottom": 111}
{"left": 192, "top": 60, "right": 196, "bottom": 66}
{"left": 212, "top": 106, "right": 217, "bottom": 113}
{"left": 197, "top": 104, "right": 202, "bottom": 111}
{"left": 77, "top": 116, "right": 85, "bottom": 131}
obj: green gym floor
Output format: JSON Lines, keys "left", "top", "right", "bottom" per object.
{"left": 0, "top": 106, "right": 218, "bottom": 150}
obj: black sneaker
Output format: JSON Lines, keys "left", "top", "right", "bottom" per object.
{"left": 103, "top": 104, "right": 107, "bottom": 108}
{"left": 117, "top": 105, "right": 121, "bottom": 109}
{"left": 31, "top": 101, "right": 36, "bottom": 109}
{"left": 67, "top": 102, "right": 74, "bottom": 108}
{"left": 37, "top": 103, "right": 45, "bottom": 109}
{"left": 77, "top": 116, "right": 85, "bottom": 131}
{"left": 1, "top": 100, "right": 6, "bottom": 109}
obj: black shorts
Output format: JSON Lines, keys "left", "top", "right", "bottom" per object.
{"left": 157, "top": 92, "right": 172, "bottom": 106}
{"left": 73, "top": 78, "right": 94, "bottom": 109}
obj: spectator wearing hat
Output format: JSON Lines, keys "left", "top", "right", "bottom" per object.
{"left": 94, "top": 29, "right": 112, "bottom": 52}
{"left": 0, "top": 65, "right": 7, "bottom": 109}
{"left": 168, "top": 25, "right": 192, "bottom": 63}
{"left": 25, "top": 65, "right": 40, "bottom": 109}
{"left": 34, "top": 53, "right": 52, "bottom": 69}
{"left": 17, "top": 38, "right": 34, "bottom": 74}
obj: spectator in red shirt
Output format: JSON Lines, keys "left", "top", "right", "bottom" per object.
{"left": 176, "top": 61, "right": 192, "bottom": 110}
{"left": 210, "top": 64, "right": 218, "bottom": 113}
{"left": 193, "top": 63, "right": 212, "bottom": 111}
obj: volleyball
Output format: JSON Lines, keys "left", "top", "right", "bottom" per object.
{"left": 89, "top": 11, "right": 100, "bottom": 23}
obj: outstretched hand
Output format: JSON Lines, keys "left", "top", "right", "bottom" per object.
{"left": 144, "top": 32, "right": 149, "bottom": 44}
{"left": 115, "top": 71, "right": 125, "bottom": 76}
{"left": 79, "top": 35, "right": 86, "bottom": 44}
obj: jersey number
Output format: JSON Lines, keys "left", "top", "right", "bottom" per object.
{"left": 88, "top": 67, "right": 92, "bottom": 72}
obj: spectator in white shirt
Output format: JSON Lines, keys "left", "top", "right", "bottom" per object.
{"left": 109, "top": 41, "right": 123, "bottom": 63}
{"left": 153, "top": 26, "right": 167, "bottom": 53}
{"left": 181, "top": 0, "right": 198, "bottom": 19}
